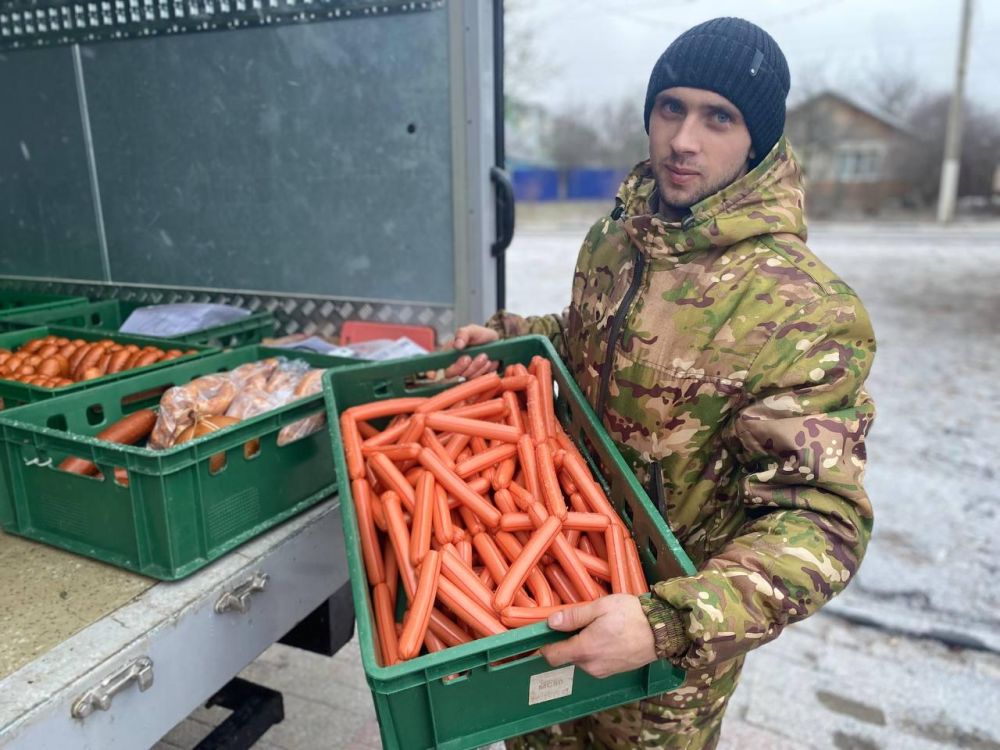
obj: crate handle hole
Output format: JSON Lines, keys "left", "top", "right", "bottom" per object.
{"left": 122, "top": 385, "right": 170, "bottom": 409}
{"left": 85, "top": 405, "right": 105, "bottom": 426}
{"left": 244, "top": 439, "right": 261, "bottom": 460}
{"left": 440, "top": 671, "right": 470, "bottom": 685}
{"left": 373, "top": 381, "right": 391, "bottom": 397}
{"left": 487, "top": 648, "right": 542, "bottom": 671}
{"left": 46, "top": 414, "right": 68, "bottom": 432}
{"left": 209, "top": 453, "right": 227, "bottom": 474}
{"left": 646, "top": 537, "right": 659, "bottom": 562}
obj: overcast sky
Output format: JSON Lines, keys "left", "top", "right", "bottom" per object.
{"left": 507, "top": 0, "right": 999, "bottom": 116}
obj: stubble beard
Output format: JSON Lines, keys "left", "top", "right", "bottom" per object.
{"left": 655, "top": 158, "right": 750, "bottom": 218}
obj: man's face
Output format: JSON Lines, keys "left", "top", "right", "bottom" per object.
{"left": 648, "top": 87, "right": 754, "bottom": 218}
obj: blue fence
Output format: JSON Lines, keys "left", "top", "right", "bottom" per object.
{"left": 512, "top": 167, "right": 630, "bottom": 202}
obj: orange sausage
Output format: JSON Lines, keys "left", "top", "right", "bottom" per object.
{"left": 410, "top": 471, "right": 434, "bottom": 567}
{"left": 432, "top": 484, "right": 455, "bottom": 546}
{"left": 383, "top": 539, "right": 398, "bottom": 606}
{"left": 436, "top": 576, "right": 507, "bottom": 638}
{"left": 444, "top": 432, "right": 472, "bottom": 461}
{"left": 500, "top": 374, "right": 532, "bottom": 392}
{"left": 399, "top": 413, "right": 426, "bottom": 446}
{"left": 494, "top": 530, "right": 556, "bottom": 607}
{"left": 424, "top": 412, "right": 521, "bottom": 444}
{"left": 57, "top": 410, "right": 158, "bottom": 477}
{"left": 420, "top": 427, "right": 455, "bottom": 469}
{"left": 428, "top": 607, "right": 472, "bottom": 647}
{"left": 446, "top": 398, "right": 508, "bottom": 421}
{"left": 357, "top": 420, "right": 379, "bottom": 440}
{"left": 73, "top": 345, "right": 104, "bottom": 378}
{"left": 106, "top": 349, "right": 133, "bottom": 374}
{"left": 530, "top": 356, "right": 557, "bottom": 438}
{"left": 351, "top": 478, "right": 385, "bottom": 585}
{"left": 439, "top": 545, "right": 493, "bottom": 611}
{"left": 369, "top": 452, "right": 417, "bottom": 512}
{"left": 506, "top": 480, "right": 535, "bottom": 511}
{"left": 624, "top": 537, "right": 649, "bottom": 594}
{"left": 383, "top": 491, "right": 418, "bottom": 600}
{"left": 398, "top": 549, "right": 441, "bottom": 660}
{"left": 492, "top": 515, "right": 561, "bottom": 611}
{"left": 517, "top": 435, "right": 542, "bottom": 504}
{"left": 417, "top": 448, "right": 501, "bottom": 529}
{"left": 416, "top": 372, "right": 501, "bottom": 414}
{"left": 575, "top": 547, "right": 611, "bottom": 581}
{"left": 528, "top": 503, "right": 604, "bottom": 602}
{"left": 544, "top": 563, "right": 583, "bottom": 605}
{"left": 361, "top": 417, "right": 412, "bottom": 449}
{"left": 362, "top": 443, "right": 423, "bottom": 462}
{"left": 525, "top": 377, "right": 547, "bottom": 444}
{"left": 340, "top": 413, "right": 365, "bottom": 480}
{"left": 454, "top": 443, "right": 518, "bottom": 478}
{"left": 502, "top": 391, "right": 525, "bottom": 433}
{"left": 605, "top": 524, "right": 630, "bottom": 595}
{"left": 457, "top": 506, "right": 485, "bottom": 537}
{"left": 472, "top": 532, "right": 534, "bottom": 608}
{"left": 373, "top": 582, "right": 400, "bottom": 666}
{"left": 561, "top": 453, "right": 623, "bottom": 527}
{"left": 346, "top": 397, "right": 428, "bottom": 423}
{"left": 500, "top": 603, "right": 576, "bottom": 628}
{"left": 535, "top": 441, "right": 568, "bottom": 518}
{"left": 493, "top": 457, "right": 516, "bottom": 490}
{"left": 493, "top": 488, "right": 519, "bottom": 515}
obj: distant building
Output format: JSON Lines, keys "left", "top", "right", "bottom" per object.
{"left": 786, "top": 91, "right": 915, "bottom": 216}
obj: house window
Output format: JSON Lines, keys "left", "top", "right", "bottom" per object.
{"left": 835, "top": 146, "right": 882, "bottom": 183}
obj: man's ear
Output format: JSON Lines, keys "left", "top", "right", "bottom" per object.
{"left": 748, "top": 147, "right": 756, "bottom": 163}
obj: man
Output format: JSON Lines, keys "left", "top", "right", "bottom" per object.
{"left": 448, "top": 17, "right": 876, "bottom": 749}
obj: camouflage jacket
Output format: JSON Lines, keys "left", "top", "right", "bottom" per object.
{"left": 486, "top": 138, "right": 876, "bottom": 671}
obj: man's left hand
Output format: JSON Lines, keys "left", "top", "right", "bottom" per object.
{"left": 539, "top": 594, "right": 657, "bottom": 678}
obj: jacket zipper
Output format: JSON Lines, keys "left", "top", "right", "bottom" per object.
{"left": 595, "top": 245, "right": 646, "bottom": 418}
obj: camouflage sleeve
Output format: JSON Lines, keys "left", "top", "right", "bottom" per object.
{"left": 483, "top": 308, "right": 570, "bottom": 359}
{"left": 648, "top": 292, "right": 876, "bottom": 670}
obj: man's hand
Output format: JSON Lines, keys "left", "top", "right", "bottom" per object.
{"left": 539, "top": 595, "right": 657, "bottom": 679}
{"left": 442, "top": 324, "right": 500, "bottom": 379}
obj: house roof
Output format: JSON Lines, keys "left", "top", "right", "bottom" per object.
{"left": 789, "top": 90, "right": 916, "bottom": 137}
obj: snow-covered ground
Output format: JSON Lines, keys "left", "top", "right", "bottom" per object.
{"left": 505, "top": 211, "right": 1000, "bottom": 749}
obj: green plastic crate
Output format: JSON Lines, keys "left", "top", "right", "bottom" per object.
{"left": 0, "top": 299, "right": 276, "bottom": 348}
{"left": 0, "top": 345, "right": 357, "bottom": 579}
{"left": 0, "top": 325, "right": 219, "bottom": 409}
{"left": 0, "top": 290, "right": 87, "bottom": 319}
{"left": 323, "top": 335, "right": 697, "bottom": 750}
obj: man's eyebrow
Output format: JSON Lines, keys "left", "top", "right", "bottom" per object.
{"left": 704, "top": 103, "right": 741, "bottom": 120}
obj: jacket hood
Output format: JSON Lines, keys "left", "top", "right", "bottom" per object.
{"left": 615, "top": 137, "right": 807, "bottom": 259}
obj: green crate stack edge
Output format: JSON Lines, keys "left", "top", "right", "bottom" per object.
{"left": 0, "top": 291, "right": 88, "bottom": 319}
{"left": 0, "top": 325, "right": 221, "bottom": 409}
{"left": 0, "top": 299, "right": 276, "bottom": 348}
{"left": 322, "top": 335, "right": 697, "bottom": 750}
{"left": 0, "top": 345, "right": 357, "bottom": 579}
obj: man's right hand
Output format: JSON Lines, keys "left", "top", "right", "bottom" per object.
{"left": 442, "top": 324, "right": 500, "bottom": 379}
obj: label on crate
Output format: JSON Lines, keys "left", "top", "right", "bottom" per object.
{"left": 528, "top": 665, "right": 575, "bottom": 705}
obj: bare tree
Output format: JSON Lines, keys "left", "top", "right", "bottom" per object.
{"left": 888, "top": 94, "right": 1000, "bottom": 207}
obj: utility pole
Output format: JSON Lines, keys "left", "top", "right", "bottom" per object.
{"left": 937, "top": 0, "right": 974, "bottom": 223}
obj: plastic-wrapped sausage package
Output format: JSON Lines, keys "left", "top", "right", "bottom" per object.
{"left": 149, "top": 357, "right": 327, "bottom": 450}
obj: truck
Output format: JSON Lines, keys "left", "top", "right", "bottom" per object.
{"left": 0, "top": 1, "right": 511, "bottom": 746}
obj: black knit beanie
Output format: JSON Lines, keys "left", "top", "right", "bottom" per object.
{"left": 643, "top": 17, "right": 790, "bottom": 168}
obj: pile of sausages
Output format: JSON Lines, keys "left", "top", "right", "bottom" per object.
{"left": 339, "top": 357, "right": 649, "bottom": 666}
{"left": 0, "top": 335, "right": 195, "bottom": 389}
